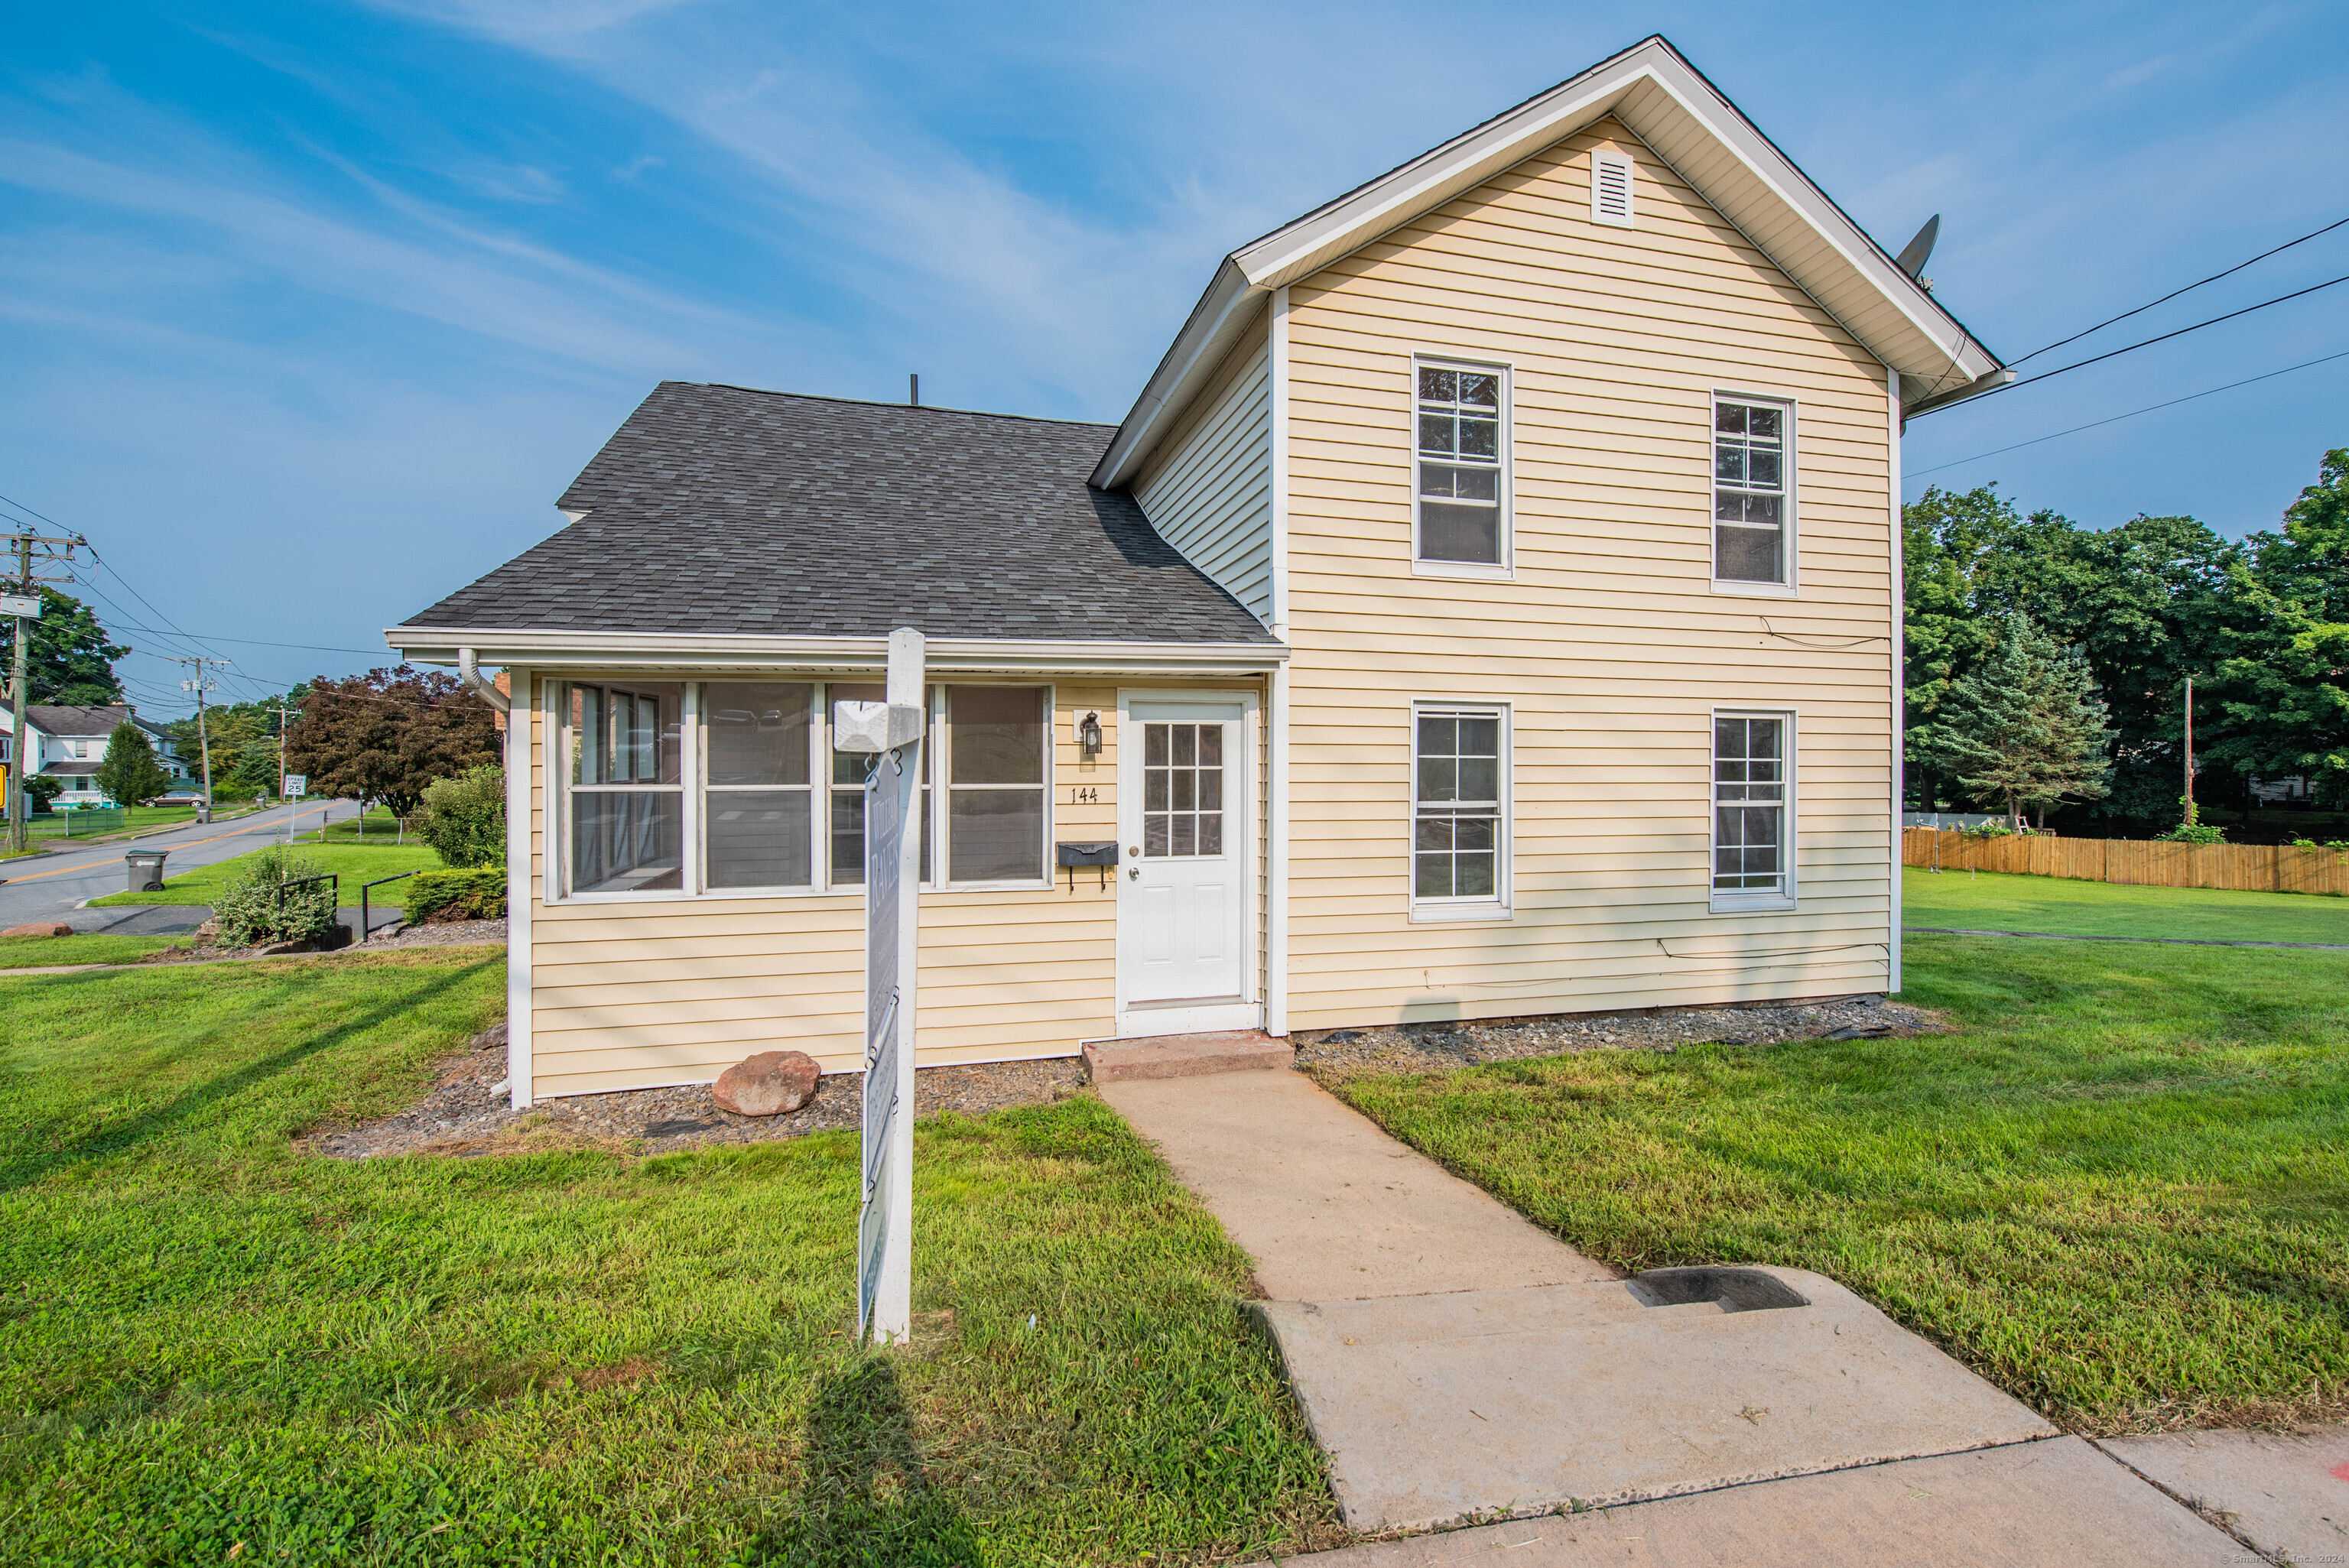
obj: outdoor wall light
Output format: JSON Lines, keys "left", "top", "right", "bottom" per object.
{"left": 1077, "top": 710, "right": 1103, "bottom": 758}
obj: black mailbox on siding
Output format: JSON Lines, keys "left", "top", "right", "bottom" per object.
{"left": 1056, "top": 840, "right": 1118, "bottom": 891}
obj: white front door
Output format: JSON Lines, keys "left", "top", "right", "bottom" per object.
{"left": 1116, "top": 696, "right": 1255, "bottom": 1035}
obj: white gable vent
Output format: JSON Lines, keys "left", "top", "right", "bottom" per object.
{"left": 1590, "top": 148, "right": 1635, "bottom": 229}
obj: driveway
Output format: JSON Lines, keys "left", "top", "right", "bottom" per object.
{"left": 0, "top": 800, "right": 357, "bottom": 930}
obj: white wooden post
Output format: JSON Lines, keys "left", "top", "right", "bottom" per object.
{"left": 837, "top": 628, "right": 924, "bottom": 1346}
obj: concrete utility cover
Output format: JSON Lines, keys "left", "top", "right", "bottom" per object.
{"left": 2099, "top": 1425, "right": 2349, "bottom": 1563}
{"left": 1099, "top": 1072, "right": 1615, "bottom": 1300}
{"left": 1278, "top": 1437, "right": 2241, "bottom": 1566}
{"left": 1256, "top": 1268, "right": 2057, "bottom": 1532}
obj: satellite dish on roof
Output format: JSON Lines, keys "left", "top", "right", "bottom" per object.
{"left": 1896, "top": 214, "right": 1940, "bottom": 281}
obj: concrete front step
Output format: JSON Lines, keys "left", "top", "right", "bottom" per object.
{"left": 1081, "top": 1030, "right": 1292, "bottom": 1083}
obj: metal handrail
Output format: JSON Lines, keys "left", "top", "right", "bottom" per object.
{"left": 359, "top": 869, "right": 419, "bottom": 944}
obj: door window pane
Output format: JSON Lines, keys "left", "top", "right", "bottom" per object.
{"left": 1142, "top": 722, "right": 1225, "bottom": 859}
{"left": 1413, "top": 709, "right": 1503, "bottom": 901}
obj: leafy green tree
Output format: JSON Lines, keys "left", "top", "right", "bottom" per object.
{"left": 2206, "top": 448, "right": 2349, "bottom": 804}
{"left": 284, "top": 667, "right": 498, "bottom": 818}
{"left": 92, "top": 722, "right": 172, "bottom": 807}
{"left": 0, "top": 589, "right": 128, "bottom": 705}
{"left": 227, "top": 740, "right": 280, "bottom": 797}
{"left": 22, "top": 774, "right": 63, "bottom": 813}
{"left": 1921, "top": 612, "right": 2116, "bottom": 829}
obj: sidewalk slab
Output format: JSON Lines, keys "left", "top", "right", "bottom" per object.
{"left": 1100, "top": 1070, "right": 1613, "bottom": 1300}
{"left": 2098, "top": 1424, "right": 2349, "bottom": 1563}
{"left": 1272, "top": 1437, "right": 2240, "bottom": 1567}
{"left": 1256, "top": 1268, "right": 2055, "bottom": 1531}
{"left": 1084, "top": 1030, "right": 1291, "bottom": 1083}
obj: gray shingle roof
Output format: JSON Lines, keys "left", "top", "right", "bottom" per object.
{"left": 24, "top": 705, "right": 166, "bottom": 739}
{"left": 400, "top": 382, "right": 1277, "bottom": 646}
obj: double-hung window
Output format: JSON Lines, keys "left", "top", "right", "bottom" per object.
{"left": 1415, "top": 362, "right": 1508, "bottom": 568}
{"left": 566, "top": 681, "right": 684, "bottom": 893}
{"left": 945, "top": 687, "right": 1049, "bottom": 885}
{"left": 1713, "top": 397, "right": 1792, "bottom": 586}
{"left": 1713, "top": 713, "right": 1792, "bottom": 903}
{"left": 703, "top": 682, "right": 814, "bottom": 890}
{"left": 1412, "top": 705, "right": 1508, "bottom": 914}
{"left": 827, "top": 683, "right": 933, "bottom": 886}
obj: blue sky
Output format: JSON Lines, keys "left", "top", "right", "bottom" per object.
{"left": 6, "top": 1, "right": 2347, "bottom": 719}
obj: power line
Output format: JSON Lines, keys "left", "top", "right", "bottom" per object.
{"left": 1945, "top": 271, "right": 2349, "bottom": 411}
{"left": 1910, "top": 344, "right": 2349, "bottom": 479}
{"left": 102, "top": 625, "right": 389, "bottom": 656}
{"left": 2009, "top": 213, "right": 2349, "bottom": 367}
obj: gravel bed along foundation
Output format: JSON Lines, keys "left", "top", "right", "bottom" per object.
{"left": 307, "top": 1026, "right": 1088, "bottom": 1160}
{"left": 136, "top": 918, "right": 510, "bottom": 965}
{"left": 1294, "top": 992, "right": 1941, "bottom": 1085}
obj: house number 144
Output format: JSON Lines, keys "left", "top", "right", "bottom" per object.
{"left": 1070, "top": 787, "right": 1100, "bottom": 804}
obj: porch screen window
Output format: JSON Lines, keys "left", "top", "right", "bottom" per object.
{"left": 1714, "top": 716, "right": 1788, "bottom": 895}
{"left": 947, "top": 687, "right": 1047, "bottom": 884}
{"left": 1414, "top": 707, "right": 1503, "bottom": 901}
{"left": 703, "top": 682, "right": 814, "bottom": 889}
{"left": 567, "top": 681, "right": 683, "bottom": 894}
{"left": 828, "top": 683, "right": 932, "bottom": 886}
{"left": 1416, "top": 365, "right": 1504, "bottom": 566}
{"left": 1142, "top": 722, "right": 1223, "bottom": 856}
{"left": 1714, "top": 399, "right": 1788, "bottom": 583}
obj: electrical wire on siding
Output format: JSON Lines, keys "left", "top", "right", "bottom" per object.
{"left": 1759, "top": 618, "right": 1889, "bottom": 648}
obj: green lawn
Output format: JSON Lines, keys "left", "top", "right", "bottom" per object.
{"left": 314, "top": 805, "right": 414, "bottom": 843}
{"left": 0, "top": 951, "right": 1334, "bottom": 1564}
{"left": 0, "top": 933, "right": 186, "bottom": 969}
{"left": 1905, "top": 865, "right": 2349, "bottom": 945}
{"left": 1334, "top": 934, "right": 2349, "bottom": 1435}
{"left": 90, "top": 841, "right": 445, "bottom": 907}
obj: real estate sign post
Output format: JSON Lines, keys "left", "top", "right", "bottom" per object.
{"left": 837, "top": 628, "right": 924, "bottom": 1346}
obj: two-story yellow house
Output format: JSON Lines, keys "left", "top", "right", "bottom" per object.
{"left": 392, "top": 36, "right": 2006, "bottom": 1108}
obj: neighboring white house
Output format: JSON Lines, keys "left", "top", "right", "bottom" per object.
{"left": 0, "top": 704, "right": 190, "bottom": 806}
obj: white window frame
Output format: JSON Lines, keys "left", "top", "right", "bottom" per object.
{"left": 696, "top": 678, "right": 824, "bottom": 899}
{"left": 552, "top": 677, "right": 694, "bottom": 904}
{"left": 1412, "top": 355, "right": 1514, "bottom": 580}
{"left": 1709, "top": 389, "right": 1799, "bottom": 599}
{"left": 1408, "top": 699, "right": 1514, "bottom": 923}
{"left": 823, "top": 679, "right": 940, "bottom": 894}
{"left": 940, "top": 680, "right": 1056, "bottom": 892}
{"left": 1709, "top": 707, "right": 1798, "bottom": 913}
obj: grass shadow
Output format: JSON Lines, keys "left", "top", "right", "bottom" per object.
{"left": 0, "top": 956, "right": 499, "bottom": 1190}
{"left": 762, "top": 1355, "right": 983, "bottom": 1567}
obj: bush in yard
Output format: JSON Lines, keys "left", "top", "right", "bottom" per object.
{"left": 404, "top": 867, "right": 505, "bottom": 924}
{"left": 213, "top": 848, "right": 338, "bottom": 947}
{"left": 22, "top": 774, "right": 63, "bottom": 813}
{"left": 410, "top": 765, "right": 505, "bottom": 867}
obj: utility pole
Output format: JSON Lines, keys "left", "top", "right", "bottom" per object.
{"left": 2, "top": 528, "right": 86, "bottom": 858}
{"left": 165, "top": 656, "right": 229, "bottom": 812}
{"left": 2183, "top": 677, "right": 2197, "bottom": 825}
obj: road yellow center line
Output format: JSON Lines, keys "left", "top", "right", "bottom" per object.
{"left": 0, "top": 806, "right": 336, "bottom": 885}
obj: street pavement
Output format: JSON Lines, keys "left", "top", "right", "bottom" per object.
{"left": 0, "top": 800, "right": 358, "bottom": 930}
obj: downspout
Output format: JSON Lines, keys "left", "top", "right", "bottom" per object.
{"left": 459, "top": 648, "right": 509, "bottom": 713}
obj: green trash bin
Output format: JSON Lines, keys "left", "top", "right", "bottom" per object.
{"left": 125, "top": 849, "right": 168, "bottom": 894}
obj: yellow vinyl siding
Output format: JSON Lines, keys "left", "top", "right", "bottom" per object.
{"left": 1283, "top": 118, "right": 1894, "bottom": 1028}
{"left": 523, "top": 674, "right": 1260, "bottom": 1099}
{"left": 1133, "top": 305, "right": 1274, "bottom": 622}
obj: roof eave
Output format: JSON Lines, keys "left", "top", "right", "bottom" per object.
{"left": 1095, "top": 34, "right": 2005, "bottom": 476}
{"left": 385, "top": 626, "right": 1289, "bottom": 677}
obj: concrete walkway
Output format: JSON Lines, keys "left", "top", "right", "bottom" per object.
{"left": 1099, "top": 1066, "right": 2260, "bottom": 1560}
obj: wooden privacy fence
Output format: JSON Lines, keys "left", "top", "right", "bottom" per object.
{"left": 1902, "top": 827, "right": 2349, "bottom": 896}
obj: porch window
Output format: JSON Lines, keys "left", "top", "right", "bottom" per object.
{"left": 1412, "top": 704, "right": 1507, "bottom": 910}
{"left": 1713, "top": 713, "right": 1792, "bottom": 899}
{"left": 1714, "top": 398, "right": 1791, "bottom": 585}
{"left": 827, "top": 682, "right": 933, "bottom": 886}
{"left": 702, "top": 682, "right": 815, "bottom": 889}
{"left": 947, "top": 686, "right": 1048, "bottom": 884}
{"left": 1415, "top": 362, "right": 1508, "bottom": 567}
{"left": 565, "top": 681, "right": 684, "bottom": 894}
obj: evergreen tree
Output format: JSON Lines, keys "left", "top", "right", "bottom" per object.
{"left": 1921, "top": 613, "right": 2116, "bottom": 828}
{"left": 92, "top": 722, "right": 172, "bottom": 807}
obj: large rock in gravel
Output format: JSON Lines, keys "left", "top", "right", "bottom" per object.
{"left": 0, "top": 922, "right": 73, "bottom": 939}
{"left": 712, "top": 1050, "right": 820, "bottom": 1117}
